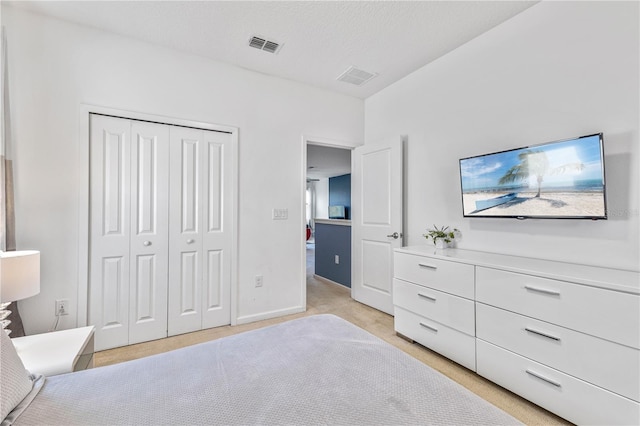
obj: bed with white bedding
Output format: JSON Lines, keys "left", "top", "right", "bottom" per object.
{"left": 2, "top": 314, "right": 521, "bottom": 425}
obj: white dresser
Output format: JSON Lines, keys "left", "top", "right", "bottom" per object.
{"left": 393, "top": 246, "right": 640, "bottom": 425}
{"left": 393, "top": 251, "right": 476, "bottom": 370}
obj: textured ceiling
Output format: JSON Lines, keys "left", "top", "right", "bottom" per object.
{"left": 5, "top": 1, "right": 538, "bottom": 99}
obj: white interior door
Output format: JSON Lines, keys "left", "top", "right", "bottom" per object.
{"left": 89, "top": 115, "right": 132, "bottom": 350}
{"left": 90, "top": 116, "right": 171, "bottom": 350}
{"left": 201, "top": 130, "right": 232, "bottom": 329}
{"left": 351, "top": 139, "right": 403, "bottom": 314}
{"left": 128, "top": 121, "right": 170, "bottom": 345}
{"left": 168, "top": 127, "right": 232, "bottom": 335}
{"left": 168, "top": 127, "right": 203, "bottom": 335}
{"left": 90, "top": 113, "right": 234, "bottom": 348}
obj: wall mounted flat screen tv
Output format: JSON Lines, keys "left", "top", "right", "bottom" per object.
{"left": 459, "top": 133, "right": 607, "bottom": 219}
{"left": 328, "top": 205, "right": 346, "bottom": 219}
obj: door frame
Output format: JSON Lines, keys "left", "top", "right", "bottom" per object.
{"left": 301, "top": 134, "right": 360, "bottom": 304}
{"left": 77, "top": 104, "right": 239, "bottom": 327}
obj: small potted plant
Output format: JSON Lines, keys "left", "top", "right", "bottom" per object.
{"left": 424, "top": 225, "right": 459, "bottom": 249}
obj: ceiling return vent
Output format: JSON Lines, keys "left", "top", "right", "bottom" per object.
{"left": 336, "top": 66, "right": 378, "bottom": 86}
{"left": 248, "top": 35, "right": 282, "bottom": 54}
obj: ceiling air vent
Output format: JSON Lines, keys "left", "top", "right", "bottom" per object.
{"left": 337, "top": 66, "right": 378, "bottom": 86}
{"left": 249, "top": 35, "right": 282, "bottom": 54}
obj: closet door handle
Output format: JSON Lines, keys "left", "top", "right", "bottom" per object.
{"left": 418, "top": 293, "right": 437, "bottom": 302}
{"left": 418, "top": 263, "right": 437, "bottom": 270}
{"left": 524, "top": 285, "right": 560, "bottom": 296}
{"left": 526, "top": 369, "right": 562, "bottom": 387}
{"left": 143, "top": 241, "right": 152, "bottom": 247}
{"left": 186, "top": 239, "right": 195, "bottom": 244}
{"left": 525, "top": 327, "right": 561, "bottom": 342}
{"left": 419, "top": 322, "right": 438, "bottom": 333}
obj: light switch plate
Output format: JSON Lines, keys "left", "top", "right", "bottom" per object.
{"left": 272, "top": 208, "right": 288, "bottom": 220}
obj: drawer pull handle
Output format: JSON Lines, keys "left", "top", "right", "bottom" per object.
{"left": 524, "top": 285, "right": 560, "bottom": 296}
{"left": 418, "top": 293, "right": 437, "bottom": 302}
{"left": 526, "top": 369, "right": 562, "bottom": 388}
{"left": 419, "top": 322, "right": 438, "bottom": 333}
{"left": 418, "top": 263, "right": 438, "bottom": 270}
{"left": 525, "top": 327, "right": 561, "bottom": 342}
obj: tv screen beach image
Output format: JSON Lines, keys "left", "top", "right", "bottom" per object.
{"left": 460, "top": 135, "right": 606, "bottom": 218}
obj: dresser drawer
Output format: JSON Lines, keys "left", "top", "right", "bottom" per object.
{"left": 476, "top": 267, "right": 640, "bottom": 349}
{"left": 393, "top": 279, "right": 475, "bottom": 335}
{"left": 394, "top": 307, "right": 476, "bottom": 371}
{"left": 477, "top": 340, "right": 639, "bottom": 426}
{"left": 477, "top": 303, "right": 640, "bottom": 402}
{"left": 394, "top": 252, "right": 474, "bottom": 299}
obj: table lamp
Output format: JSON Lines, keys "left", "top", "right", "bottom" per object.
{"left": 0, "top": 250, "right": 40, "bottom": 335}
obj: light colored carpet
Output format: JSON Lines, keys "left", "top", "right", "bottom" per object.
{"left": 20, "top": 315, "right": 525, "bottom": 425}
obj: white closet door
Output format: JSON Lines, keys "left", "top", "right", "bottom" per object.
{"left": 168, "top": 128, "right": 232, "bottom": 335}
{"left": 168, "top": 127, "right": 205, "bottom": 335}
{"left": 90, "top": 114, "right": 233, "bottom": 347}
{"left": 128, "top": 121, "right": 170, "bottom": 344}
{"left": 89, "top": 115, "right": 131, "bottom": 351}
{"left": 201, "top": 130, "right": 232, "bottom": 329}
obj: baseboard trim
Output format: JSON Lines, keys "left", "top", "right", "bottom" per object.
{"left": 235, "top": 306, "right": 306, "bottom": 325}
{"left": 313, "top": 274, "right": 351, "bottom": 290}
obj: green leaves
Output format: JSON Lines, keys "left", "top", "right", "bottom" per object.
{"left": 423, "top": 225, "right": 460, "bottom": 245}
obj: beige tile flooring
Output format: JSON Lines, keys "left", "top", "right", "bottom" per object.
{"left": 95, "top": 243, "right": 570, "bottom": 425}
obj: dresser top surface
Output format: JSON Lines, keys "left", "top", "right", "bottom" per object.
{"left": 396, "top": 246, "right": 640, "bottom": 295}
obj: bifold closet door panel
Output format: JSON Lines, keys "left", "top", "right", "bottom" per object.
{"left": 89, "top": 115, "right": 132, "bottom": 351}
{"left": 201, "top": 130, "right": 232, "bottom": 329}
{"left": 168, "top": 127, "right": 205, "bottom": 336}
{"left": 128, "top": 121, "right": 170, "bottom": 345}
{"left": 168, "top": 128, "right": 233, "bottom": 336}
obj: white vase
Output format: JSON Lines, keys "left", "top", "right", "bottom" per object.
{"left": 434, "top": 239, "right": 447, "bottom": 249}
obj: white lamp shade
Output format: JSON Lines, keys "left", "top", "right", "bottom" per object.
{"left": 0, "top": 251, "right": 41, "bottom": 303}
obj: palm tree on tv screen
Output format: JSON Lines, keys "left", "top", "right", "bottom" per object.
{"left": 498, "top": 150, "right": 584, "bottom": 198}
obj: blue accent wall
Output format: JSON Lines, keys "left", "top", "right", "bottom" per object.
{"left": 314, "top": 222, "right": 351, "bottom": 288}
{"left": 329, "top": 174, "right": 351, "bottom": 219}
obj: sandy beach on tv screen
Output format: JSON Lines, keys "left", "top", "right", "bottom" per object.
{"left": 463, "top": 191, "right": 606, "bottom": 217}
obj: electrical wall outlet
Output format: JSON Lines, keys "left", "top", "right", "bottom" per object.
{"left": 335, "top": 255, "right": 340, "bottom": 264}
{"left": 255, "top": 275, "right": 264, "bottom": 287}
{"left": 55, "top": 299, "right": 69, "bottom": 316}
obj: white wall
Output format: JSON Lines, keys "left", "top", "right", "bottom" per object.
{"left": 314, "top": 178, "right": 329, "bottom": 220}
{"left": 366, "top": 1, "right": 639, "bottom": 271}
{"left": 2, "top": 6, "right": 363, "bottom": 333}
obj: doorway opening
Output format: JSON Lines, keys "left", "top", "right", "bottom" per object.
{"left": 303, "top": 137, "right": 354, "bottom": 305}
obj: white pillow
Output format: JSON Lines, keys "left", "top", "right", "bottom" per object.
{"left": 1, "top": 329, "right": 34, "bottom": 422}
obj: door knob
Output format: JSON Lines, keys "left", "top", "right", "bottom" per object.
{"left": 387, "top": 232, "right": 401, "bottom": 239}
{"left": 143, "top": 241, "right": 152, "bottom": 246}
{"left": 186, "top": 239, "right": 195, "bottom": 244}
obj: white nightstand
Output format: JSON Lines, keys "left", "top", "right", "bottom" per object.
{"left": 11, "top": 326, "right": 95, "bottom": 376}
